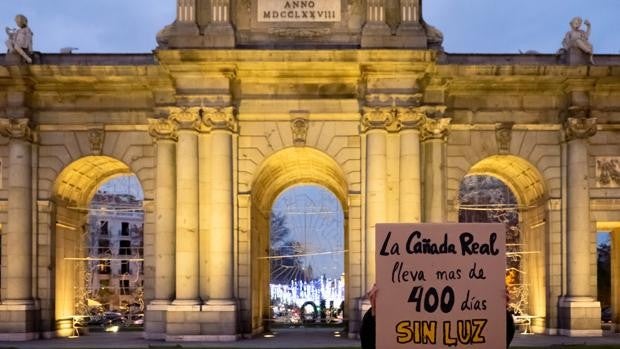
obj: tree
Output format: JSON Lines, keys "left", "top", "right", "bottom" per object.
{"left": 597, "top": 239, "right": 611, "bottom": 308}
{"left": 270, "top": 211, "right": 308, "bottom": 284}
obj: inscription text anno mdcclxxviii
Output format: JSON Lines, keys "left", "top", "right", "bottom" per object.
{"left": 258, "top": 0, "right": 341, "bottom": 22}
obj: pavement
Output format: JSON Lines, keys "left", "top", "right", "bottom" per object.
{"left": 1, "top": 328, "right": 620, "bottom": 348}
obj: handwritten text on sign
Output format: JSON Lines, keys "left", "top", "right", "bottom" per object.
{"left": 375, "top": 223, "right": 506, "bottom": 348}
{"left": 257, "top": 0, "right": 341, "bottom": 22}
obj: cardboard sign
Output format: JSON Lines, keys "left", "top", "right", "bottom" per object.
{"left": 375, "top": 223, "right": 506, "bottom": 348}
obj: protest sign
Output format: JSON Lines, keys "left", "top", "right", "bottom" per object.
{"left": 375, "top": 223, "right": 506, "bottom": 348}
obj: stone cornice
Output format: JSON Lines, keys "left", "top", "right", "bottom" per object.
{"left": 564, "top": 116, "right": 597, "bottom": 141}
{"left": 0, "top": 118, "right": 35, "bottom": 142}
{"left": 148, "top": 118, "right": 177, "bottom": 141}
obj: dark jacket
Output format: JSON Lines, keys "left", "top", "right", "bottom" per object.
{"left": 506, "top": 310, "right": 516, "bottom": 347}
{"left": 360, "top": 308, "right": 376, "bottom": 349}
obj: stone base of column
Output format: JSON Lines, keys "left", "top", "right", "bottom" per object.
{"left": 349, "top": 297, "right": 369, "bottom": 339}
{"left": 149, "top": 302, "right": 239, "bottom": 341}
{"left": 361, "top": 22, "right": 427, "bottom": 48}
{"left": 0, "top": 303, "right": 39, "bottom": 341}
{"left": 55, "top": 317, "right": 75, "bottom": 338}
{"left": 144, "top": 301, "right": 171, "bottom": 340}
{"left": 203, "top": 24, "right": 235, "bottom": 48}
{"left": 558, "top": 296, "right": 602, "bottom": 336}
{"left": 158, "top": 22, "right": 203, "bottom": 48}
{"left": 361, "top": 22, "right": 391, "bottom": 48}
{"left": 395, "top": 23, "right": 428, "bottom": 48}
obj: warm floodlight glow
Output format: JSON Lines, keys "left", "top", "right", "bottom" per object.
{"left": 53, "top": 155, "right": 132, "bottom": 206}
{"left": 105, "top": 325, "right": 119, "bottom": 333}
{"left": 467, "top": 155, "right": 545, "bottom": 206}
{"left": 252, "top": 147, "right": 348, "bottom": 214}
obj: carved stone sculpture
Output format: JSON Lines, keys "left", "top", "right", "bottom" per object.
{"left": 561, "top": 17, "right": 594, "bottom": 64}
{"left": 5, "top": 14, "right": 33, "bottom": 64}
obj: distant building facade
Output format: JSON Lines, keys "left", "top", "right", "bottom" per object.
{"left": 0, "top": 0, "right": 619, "bottom": 342}
{"left": 87, "top": 191, "right": 144, "bottom": 313}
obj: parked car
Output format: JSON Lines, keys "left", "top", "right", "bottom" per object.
{"left": 103, "top": 311, "right": 126, "bottom": 326}
{"left": 131, "top": 314, "right": 144, "bottom": 325}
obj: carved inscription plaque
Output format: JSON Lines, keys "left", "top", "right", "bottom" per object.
{"left": 258, "top": 0, "right": 341, "bottom": 22}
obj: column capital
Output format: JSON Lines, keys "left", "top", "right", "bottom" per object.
{"left": 421, "top": 117, "right": 451, "bottom": 141}
{"left": 0, "top": 118, "right": 34, "bottom": 142}
{"left": 201, "top": 106, "right": 237, "bottom": 132}
{"left": 397, "top": 105, "right": 447, "bottom": 131}
{"left": 565, "top": 117, "right": 597, "bottom": 141}
{"left": 148, "top": 117, "right": 178, "bottom": 142}
{"left": 169, "top": 107, "right": 202, "bottom": 131}
{"left": 396, "top": 107, "right": 425, "bottom": 130}
{"left": 361, "top": 106, "right": 396, "bottom": 132}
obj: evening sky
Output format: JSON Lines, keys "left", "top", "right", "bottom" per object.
{"left": 1, "top": 0, "right": 619, "bottom": 54}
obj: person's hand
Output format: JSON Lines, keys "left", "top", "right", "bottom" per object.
{"left": 584, "top": 19, "right": 591, "bottom": 27}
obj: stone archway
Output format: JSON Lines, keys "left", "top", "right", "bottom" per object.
{"left": 461, "top": 155, "right": 547, "bottom": 331}
{"left": 52, "top": 155, "right": 139, "bottom": 336}
{"left": 248, "top": 147, "right": 349, "bottom": 334}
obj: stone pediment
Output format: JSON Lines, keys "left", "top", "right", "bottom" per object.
{"left": 157, "top": 0, "right": 442, "bottom": 49}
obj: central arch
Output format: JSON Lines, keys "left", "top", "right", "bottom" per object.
{"left": 249, "top": 147, "right": 349, "bottom": 333}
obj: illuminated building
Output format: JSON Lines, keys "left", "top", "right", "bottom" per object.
{"left": 0, "top": 0, "right": 619, "bottom": 341}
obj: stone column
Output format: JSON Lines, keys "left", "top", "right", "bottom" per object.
{"left": 203, "top": 106, "right": 236, "bottom": 303}
{"left": 559, "top": 115, "right": 601, "bottom": 336}
{"left": 156, "top": 0, "right": 200, "bottom": 48}
{"left": 198, "top": 131, "right": 211, "bottom": 301}
{"left": 611, "top": 228, "right": 620, "bottom": 327}
{"left": 400, "top": 0, "right": 420, "bottom": 23}
{"left": 177, "top": 0, "right": 197, "bottom": 22}
{"left": 361, "top": 0, "right": 391, "bottom": 47}
{"left": 397, "top": 107, "right": 424, "bottom": 222}
{"left": 0, "top": 118, "right": 34, "bottom": 304}
{"left": 366, "top": 0, "right": 387, "bottom": 23}
{"left": 361, "top": 107, "right": 392, "bottom": 290}
{"left": 565, "top": 117, "right": 596, "bottom": 297}
{"left": 147, "top": 118, "right": 177, "bottom": 304}
{"left": 421, "top": 116, "right": 450, "bottom": 223}
{"left": 170, "top": 108, "right": 201, "bottom": 305}
{"left": 203, "top": 0, "right": 235, "bottom": 47}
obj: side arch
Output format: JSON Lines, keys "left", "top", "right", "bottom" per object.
{"left": 53, "top": 155, "right": 133, "bottom": 207}
{"left": 51, "top": 155, "right": 141, "bottom": 336}
{"left": 466, "top": 155, "right": 546, "bottom": 207}
{"left": 460, "top": 154, "right": 548, "bottom": 332}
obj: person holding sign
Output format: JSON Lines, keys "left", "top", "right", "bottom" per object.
{"left": 360, "top": 284, "right": 378, "bottom": 349}
{"left": 374, "top": 223, "right": 508, "bottom": 348}
{"left": 506, "top": 289, "right": 516, "bottom": 347}
{"left": 361, "top": 285, "right": 515, "bottom": 348}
